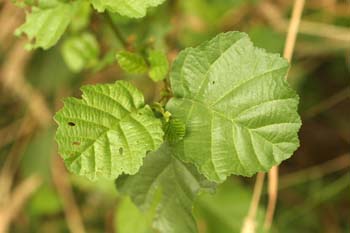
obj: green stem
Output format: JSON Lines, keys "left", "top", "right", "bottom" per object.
{"left": 103, "top": 12, "right": 128, "bottom": 49}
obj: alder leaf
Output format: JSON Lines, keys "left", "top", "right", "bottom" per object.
{"left": 54, "top": 81, "right": 164, "bottom": 180}
{"left": 116, "top": 144, "right": 215, "bottom": 233}
{"left": 148, "top": 50, "right": 169, "bottom": 82}
{"left": 116, "top": 51, "right": 148, "bottom": 74}
{"left": 16, "top": 0, "right": 80, "bottom": 49}
{"left": 90, "top": 0, "right": 166, "bottom": 18}
{"left": 61, "top": 32, "right": 100, "bottom": 72}
{"left": 116, "top": 197, "right": 155, "bottom": 233}
{"left": 164, "top": 118, "right": 186, "bottom": 144}
{"left": 167, "top": 31, "right": 301, "bottom": 182}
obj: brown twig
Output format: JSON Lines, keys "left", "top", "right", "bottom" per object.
{"left": 241, "top": 173, "right": 265, "bottom": 233}
{"left": 0, "top": 116, "right": 35, "bottom": 206}
{"left": 279, "top": 153, "right": 350, "bottom": 189}
{"left": 264, "top": 0, "right": 305, "bottom": 231}
{"left": 303, "top": 87, "right": 350, "bottom": 119}
{"left": 0, "top": 175, "right": 42, "bottom": 233}
{"left": 51, "top": 155, "right": 86, "bottom": 233}
{"left": 264, "top": 166, "right": 278, "bottom": 230}
{"left": 259, "top": 2, "right": 350, "bottom": 43}
{"left": 0, "top": 118, "right": 34, "bottom": 149}
{"left": 0, "top": 0, "right": 24, "bottom": 51}
{"left": 295, "top": 41, "right": 350, "bottom": 57}
{"left": 283, "top": 0, "right": 306, "bottom": 63}
{"left": 306, "top": 1, "right": 349, "bottom": 17}
{"left": 0, "top": 39, "right": 52, "bottom": 127}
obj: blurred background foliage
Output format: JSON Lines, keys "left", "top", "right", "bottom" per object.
{"left": 0, "top": 0, "right": 349, "bottom": 232}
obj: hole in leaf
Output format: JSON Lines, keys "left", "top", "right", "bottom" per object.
{"left": 72, "top": 141, "right": 81, "bottom": 146}
{"left": 68, "top": 122, "right": 76, "bottom": 126}
{"left": 119, "top": 147, "right": 123, "bottom": 155}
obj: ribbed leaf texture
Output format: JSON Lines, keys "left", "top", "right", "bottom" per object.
{"left": 16, "top": 0, "right": 80, "bottom": 49}
{"left": 164, "top": 119, "right": 186, "bottom": 144}
{"left": 116, "top": 51, "right": 148, "bottom": 74}
{"left": 54, "top": 81, "right": 164, "bottom": 180}
{"left": 116, "top": 144, "right": 215, "bottom": 233}
{"left": 166, "top": 31, "right": 301, "bottom": 182}
{"left": 90, "top": 0, "right": 166, "bottom": 18}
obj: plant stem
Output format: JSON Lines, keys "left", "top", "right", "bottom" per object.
{"left": 241, "top": 172, "right": 265, "bottom": 233}
{"left": 103, "top": 12, "right": 128, "bottom": 49}
{"left": 264, "top": 0, "right": 305, "bottom": 231}
{"left": 303, "top": 87, "right": 350, "bottom": 119}
{"left": 283, "top": 0, "right": 305, "bottom": 63}
{"left": 279, "top": 153, "right": 350, "bottom": 189}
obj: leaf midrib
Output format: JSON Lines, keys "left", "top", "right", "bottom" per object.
{"left": 66, "top": 107, "right": 155, "bottom": 176}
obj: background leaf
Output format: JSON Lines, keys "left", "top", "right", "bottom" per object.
{"left": 164, "top": 118, "right": 186, "bottom": 144}
{"left": 16, "top": 0, "right": 81, "bottom": 49}
{"left": 195, "top": 179, "right": 265, "bottom": 233}
{"left": 116, "top": 144, "right": 215, "bottom": 233}
{"left": 116, "top": 51, "right": 148, "bottom": 74}
{"left": 116, "top": 197, "right": 155, "bottom": 233}
{"left": 148, "top": 50, "right": 169, "bottom": 82}
{"left": 54, "top": 81, "right": 164, "bottom": 180}
{"left": 167, "top": 31, "right": 301, "bottom": 182}
{"left": 61, "top": 32, "right": 100, "bottom": 72}
{"left": 90, "top": 0, "right": 166, "bottom": 18}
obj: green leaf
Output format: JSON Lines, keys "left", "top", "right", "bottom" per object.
{"left": 90, "top": 0, "right": 166, "bottom": 18}
{"left": 70, "top": 1, "right": 92, "bottom": 32}
{"left": 196, "top": 180, "right": 265, "bottom": 233}
{"left": 116, "top": 51, "right": 148, "bottom": 74}
{"left": 116, "top": 197, "right": 155, "bottom": 233}
{"left": 164, "top": 118, "right": 186, "bottom": 144}
{"left": 61, "top": 32, "right": 100, "bottom": 72}
{"left": 148, "top": 50, "right": 169, "bottom": 82}
{"left": 116, "top": 144, "right": 214, "bottom": 233}
{"left": 54, "top": 81, "right": 164, "bottom": 180}
{"left": 16, "top": 0, "right": 80, "bottom": 49}
{"left": 167, "top": 31, "right": 301, "bottom": 182}
{"left": 28, "top": 185, "right": 62, "bottom": 216}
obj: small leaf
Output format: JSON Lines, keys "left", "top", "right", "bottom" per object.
{"left": 16, "top": 0, "right": 81, "bottom": 49}
{"left": 90, "top": 0, "right": 166, "bottom": 18}
{"left": 167, "top": 31, "right": 301, "bottom": 182}
{"left": 54, "top": 81, "right": 164, "bottom": 180}
{"left": 148, "top": 50, "right": 169, "bottom": 82}
{"left": 116, "top": 51, "right": 148, "bottom": 74}
{"left": 116, "top": 144, "right": 215, "bottom": 233}
{"left": 61, "top": 32, "right": 100, "bottom": 72}
{"left": 164, "top": 118, "right": 186, "bottom": 144}
{"left": 70, "top": 1, "right": 92, "bottom": 32}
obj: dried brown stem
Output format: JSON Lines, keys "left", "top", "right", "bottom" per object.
{"left": 0, "top": 116, "right": 35, "bottom": 206}
{"left": 279, "top": 153, "right": 350, "bottom": 189}
{"left": 264, "top": 0, "right": 305, "bottom": 230}
{"left": 0, "top": 118, "right": 34, "bottom": 149}
{"left": 51, "top": 155, "right": 86, "bottom": 233}
{"left": 0, "top": 0, "right": 24, "bottom": 50}
{"left": 303, "top": 87, "right": 350, "bottom": 119}
{"left": 0, "top": 40, "right": 52, "bottom": 127}
{"left": 259, "top": 2, "right": 350, "bottom": 43}
{"left": 0, "top": 175, "right": 42, "bottom": 233}
{"left": 241, "top": 172, "right": 265, "bottom": 233}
